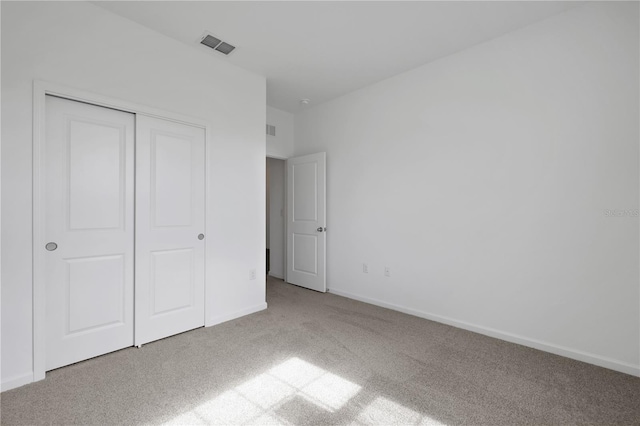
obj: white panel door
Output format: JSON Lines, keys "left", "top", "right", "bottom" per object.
{"left": 135, "top": 115, "right": 206, "bottom": 345}
{"left": 286, "top": 153, "right": 326, "bottom": 292}
{"left": 44, "top": 96, "right": 135, "bottom": 371}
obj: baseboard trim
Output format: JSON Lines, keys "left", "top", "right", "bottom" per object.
{"left": 1, "top": 372, "right": 34, "bottom": 392}
{"left": 207, "top": 302, "right": 268, "bottom": 327}
{"left": 268, "top": 272, "right": 284, "bottom": 280}
{"left": 328, "top": 287, "right": 640, "bottom": 377}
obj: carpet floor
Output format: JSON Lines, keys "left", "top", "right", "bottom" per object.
{"left": 1, "top": 276, "right": 639, "bottom": 425}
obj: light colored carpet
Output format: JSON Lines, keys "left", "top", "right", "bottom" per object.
{"left": 1, "top": 276, "right": 639, "bottom": 425}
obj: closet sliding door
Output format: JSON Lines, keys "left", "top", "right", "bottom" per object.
{"left": 44, "top": 96, "right": 135, "bottom": 371}
{"left": 134, "top": 115, "right": 206, "bottom": 346}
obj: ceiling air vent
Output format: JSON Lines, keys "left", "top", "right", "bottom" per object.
{"left": 215, "top": 42, "right": 236, "bottom": 55}
{"left": 200, "top": 33, "right": 236, "bottom": 56}
{"left": 266, "top": 124, "right": 276, "bottom": 137}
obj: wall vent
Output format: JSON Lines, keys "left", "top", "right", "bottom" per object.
{"left": 200, "top": 33, "right": 236, "bottom": 56}
{"left": 266, "top": 124, "right": 276, "bottom": 137}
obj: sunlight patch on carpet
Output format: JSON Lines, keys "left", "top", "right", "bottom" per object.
{"left": 165, "top": 357, "right": 361, "bottom": 425}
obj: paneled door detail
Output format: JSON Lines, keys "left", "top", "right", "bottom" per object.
{"left": 286, "top": 152, "right": 326, "bottom": 292}
{"left": 135, "top": 115, "right": 206, "bottom": 345}
{"left": 44, "top": 96, "right": 135, "bottom": 371}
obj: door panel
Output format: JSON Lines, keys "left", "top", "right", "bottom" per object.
{"left": 44, "top": 96, "right": 134, "bottom": 371}
{"left": 150, "top": 248, "right": 195, "bottom": 316}
{"left": 68, "top": 120, "right": 125, "bottom": 230}
{"left": 292, "top": 162, "right": 318, "bottom": 221}
{"left": 67, "top": 255, "right": 125, "bottom": 334}
{"left": 286, "top": 153, "right": 326, "bottom": 292}
{"left": 292, "top": 234, "right": 318, "bottom": 274}
{"left": 152, "top": 133, "right": 194, "bottom": 227}
{"left": 136, "top": 115, "right": 205, "bottom": 345}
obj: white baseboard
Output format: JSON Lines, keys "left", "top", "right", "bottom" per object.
{"left": 1, "top": 372, "right": 34, "bottom": 392}
{"left": 268, "top": 272, "right": 284, "bottom": 280}
{"left": 207, "top": 302, "right": 268, "bottom": 327}
{"left": 328, "top": 287, "right": 640, "bottom": 377}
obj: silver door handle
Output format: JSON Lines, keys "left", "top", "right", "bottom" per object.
{"left": 198, "top": 234, "right": 205, "bottom": 240}
{"left": 45, "top": 242, "right": 58, "bottom": 251}
{"left": 316, "top": 227, "right": 326, "bottom": 232}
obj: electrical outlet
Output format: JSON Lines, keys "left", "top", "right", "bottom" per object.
{"left": 363, "top": 263, "right": 368, "bottom": 273}
{"left": 249, "top": 268, "right": 257, "bottom": 280}
{"left": 384, "top": 267, "right": 391, "bottom": 277}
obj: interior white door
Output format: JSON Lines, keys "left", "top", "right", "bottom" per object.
{"left": 135, "top": 115, "right": 206, "bottom": 345}
{"left": 44, "top": 96, "right": 135, "bottom": 371}
{"left": 286, "top": 152, "right": 327, "bottom": 292}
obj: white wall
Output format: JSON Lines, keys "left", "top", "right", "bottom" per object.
{"left": 1, "top": 1, "right": 266, "bottom": 390}
{"left": 266, "top": 106, "right": 294, "bottom": 159}
{"left": 294, "top": 2, "right": 640, "bottom": 376}
{"left": 267, "top": 158, "right": 286, "bottom": 279}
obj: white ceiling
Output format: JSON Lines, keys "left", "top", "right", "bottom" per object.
{"left": 94, "top": 1, "right": 580, "bottom": 113}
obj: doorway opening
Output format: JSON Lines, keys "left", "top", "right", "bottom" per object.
{"left": 266, "top": 157, "right": 286, "bottom": 280}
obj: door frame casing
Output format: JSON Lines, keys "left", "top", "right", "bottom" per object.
{"left": 32, "top": 80, "right": 212, "bottom": 382}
